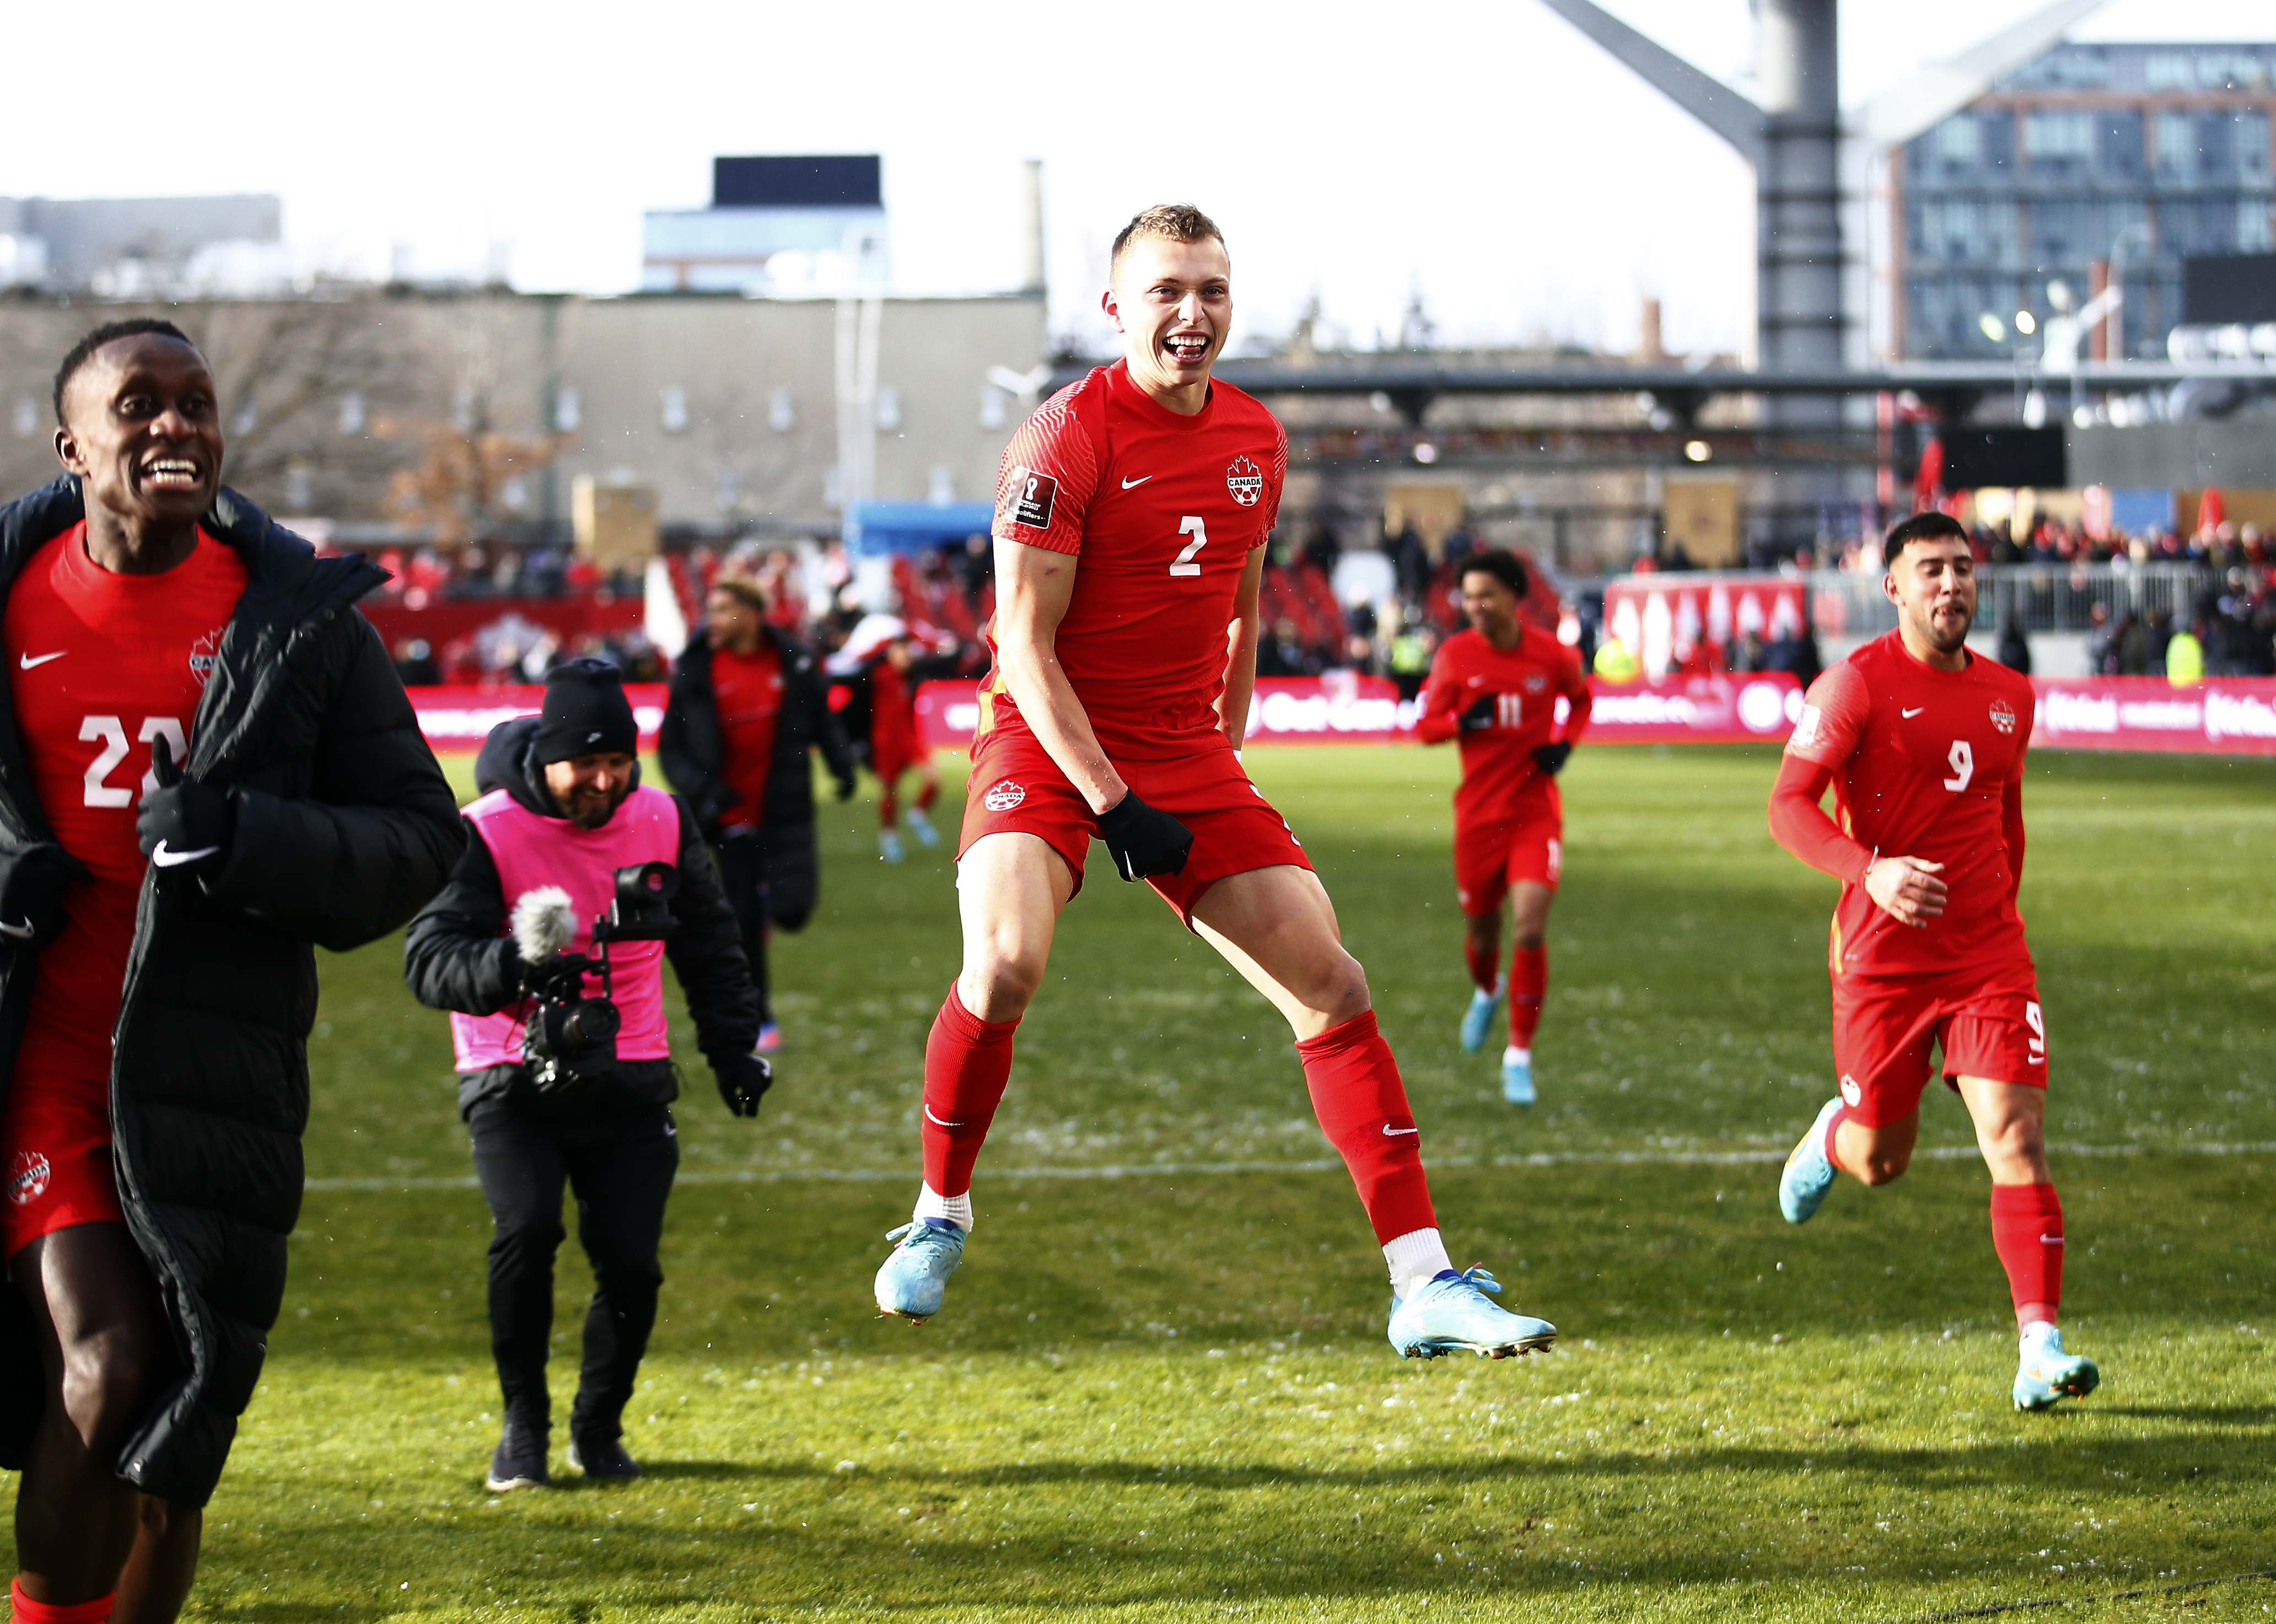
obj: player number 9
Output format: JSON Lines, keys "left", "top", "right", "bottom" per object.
{"left": 1941, "top": 739, "right": 1974, "bottom": 793}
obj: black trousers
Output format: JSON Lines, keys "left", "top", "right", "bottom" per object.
{"left": 713, "top": 835, "right": 772, "bottom": 1025}
{"left": 469, "top": 1098, "right": 679, "bottom": 1442}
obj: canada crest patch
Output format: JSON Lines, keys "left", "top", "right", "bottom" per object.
{"left": 1225, "top": 455, "right": 1263, "bottom": 508}
{"left": 983, "top": 779, "right": 1026, "bottom": 812}
{"left": 1988, "top": 699, "right": 2016, "bottom": 735}
{"left": 8, "top": 1151, "right": 49, "bottom": 1206}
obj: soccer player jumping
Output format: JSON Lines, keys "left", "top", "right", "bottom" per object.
{"left": 1416, "top": 551, "right": 1591, "bottom": 1105}
{"left": 871, "top": 205, "right": 1556, "bottom": 1360}
{"left": 1768, "top": 511, "right": 2098, "bottom": 1412}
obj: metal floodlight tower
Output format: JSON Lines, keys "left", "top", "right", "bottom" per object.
{"left": 1537, "top": 0, "right": 2107, "bottom": 534}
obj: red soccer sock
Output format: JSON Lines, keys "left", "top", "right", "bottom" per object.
{"left": 920, "top": 984, "right": 1021, "bottom": 1198}
{"left": 914, "top": 778, "right": 939, "bottom": 813}
{"left": 1508, "top": 945, "right": 1547, "bottom": 1050}
{"left": 879, "top": 789, "right": 901, "bottom": 829}
{"left": 1989, "top": 1181, "right": 2065, "bottom": 1322}
{"left": 1461, "top": 933, "right": 1499, "bottom": 996}
{"left": 9, "top": 1581, "right": 115, "bottom": 1624}
{"left": 1295, "top": 1011, "right": 1438, "bottom": 1244}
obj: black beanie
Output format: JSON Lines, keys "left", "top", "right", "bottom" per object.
{"left": 534, "top": 658, "right": 638, "bottom": 763}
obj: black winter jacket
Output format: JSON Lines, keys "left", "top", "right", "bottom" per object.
{"left": 401, "top": 714, "right": 761, "bottom": 1118}
{"left": 0, "top": 479, "right": 466, "bottom": 1506}
{"left": 658, "top": 626, "right": 853, "bottom": 929}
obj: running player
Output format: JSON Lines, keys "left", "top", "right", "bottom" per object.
{"left": 1416, "top": 551, "right": 1591, "bottom": 1105}
{"left": 1767, "top": 510, "right": 2098, "bottom": 1412}
{"left": 869, "top": 205, "right": 1557, "bottom": 1360}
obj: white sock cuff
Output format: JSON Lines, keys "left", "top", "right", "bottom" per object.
{"left": 1382, "top": 1227, "right": 1452, "bottom": 1297}
{"left": 914, "top": 1182, "right": 973, "bottom": 1233}
{"left": 2020, "top": 1319, "right": 2059, "bottom": 1347}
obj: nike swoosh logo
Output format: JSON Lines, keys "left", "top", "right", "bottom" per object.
{"left": 1382, "top": 1125, "right": 1418, "bottom": 1137}
{"left": 150, "top": 841, "right": 222, "bottom": 869}
{"left": 0, "top": 918, "right": 33, "bottom": 942}
{"left": 1121, "top": 475, "right": 1153, "bottom": 489}
{"left": 1901, "top": 707, "right": 1924, "bottom": 718}
{"left": 923, "top": 1104, "right": 965, "bottom": 1128}
{"left": 2040, "top": 1234, "right": 2064, "bottom": 1244}
{"left": 18, "top": 652, "right": 63, "bottom": 670}
{"left": 2026, "top": 1055, "right": 2044, "bottom": 1064}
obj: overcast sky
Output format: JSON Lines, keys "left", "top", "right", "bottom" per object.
{"left": 3, "top": 1, "right": 2267, "bottom": 355}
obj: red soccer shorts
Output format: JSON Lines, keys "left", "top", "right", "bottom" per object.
{"left": 0, "top": 1060, "right": 125, "bottom": 1260}
{"left": 1453, "top": 789, "right": 1563, "bottom": 917}
{"left": 1830, "top": 966, "right": 2047, "bottom": 1127}
{"left": 958, "top": 725, "right": 1312, "bottom": 926}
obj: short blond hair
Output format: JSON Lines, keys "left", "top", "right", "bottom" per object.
{"left": 1110, "top": 203, "right": 1225, "bottom": 276}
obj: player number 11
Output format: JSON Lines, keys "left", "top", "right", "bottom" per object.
{"left": 1170, "top": 515, "right": 1208, "bottom": 577}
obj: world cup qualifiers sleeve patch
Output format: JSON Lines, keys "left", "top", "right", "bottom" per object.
{"left": 1002, "top": 467, "right": 1059, "bottom": 531}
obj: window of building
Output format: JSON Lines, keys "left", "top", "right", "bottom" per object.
{"left": 2242, "top": 199, "right": 2274, "bottom": 255}
{"left": 2240, "top": 111, "right": 2272, "bottom": 182}
{"left": 1933, "top": 116, "right": 1981, "bottom": 168}
{"left": 2155, "top": 111, "right": 2196, "bottom": 182}
{"left": 2026, "top": 109, "right": 2094, "bottom": 164}
{"left": 2097, "top": 111, "right": 2145, "bottom": 180}
{"left": 2145, "top": 53, "right": 2196, "bottom": 92}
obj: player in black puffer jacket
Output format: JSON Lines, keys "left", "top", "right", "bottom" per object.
{"left": 0, "top": 326, "right": 462, "bottom": 1621}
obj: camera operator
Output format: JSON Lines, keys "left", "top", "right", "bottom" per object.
{"left": 403, "top": 659, "right": 770, "bottom": 1492}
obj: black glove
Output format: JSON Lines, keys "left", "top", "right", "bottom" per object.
{"left": 833, "top": 771, "right": 857, "bottom": 803}
{"left": 1096, "top": 789, "right": 1193, "bottom": 882}
{"left": 1533, "top": 740, "right": 1572, "bottom": 776}
{"left": 0, "top": 842, "right": 89, "bottom": 948}
{"left": 1459, "top": 694, "right": 1499, "bottom": 730}
{"left": 715, "top": 1051, "right": 772, "bottom": 1118}
{"left": 137, "top": 735, "right": 234, "bottom": 879}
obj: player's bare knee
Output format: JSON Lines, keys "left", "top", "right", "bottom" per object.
{"left": 57, "top": 1329, "right": 152, "bottom": 1448}
{"left": 1511, "top": 924, "right": 1547, "bottom": 951}
{"left": 960, "top": 953, "right": 1042, "bottom": 1022}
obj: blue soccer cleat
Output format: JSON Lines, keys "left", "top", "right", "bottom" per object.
{"left": 1387, "top": 1267, "right": 1557, "bottom": 1360}
{"left": 880, "top": 830, "right": 906, "bottom": 864}
{"left": 906, "top": 806, "right": 940, "bottom": 848}
{"left": 874, "top": 1217, "right": 966, "bottom": 1322}
{"left": 1459, "top": 980, "right": 1504, "bottom": 1053}
{"left": 2013, "top": 1327, "right": 2100, "bottom": 1412}
{"left": 1501, "top": 1047, "right": 1535, "bottom": 1107}
{"left": 1779, "top": 1096, "right": 1844, "bottom": 1225}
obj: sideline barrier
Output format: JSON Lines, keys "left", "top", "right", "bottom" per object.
{"left": 411, "top": 684, "right": 668, "bottom": 752}
{"left": 2032, "top": 676, "right": 2276, "bottom": 755}
{"left": 913, "top": 674, "right": 1807, "bottom": 749}
{"left": 405, "top": 675, "right": 2276, "bottom": 758}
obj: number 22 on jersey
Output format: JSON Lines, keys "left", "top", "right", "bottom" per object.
{"left": 80, "top": 715, "right": 187, "bottom": 808}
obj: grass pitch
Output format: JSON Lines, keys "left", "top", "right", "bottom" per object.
{"left": 86, "top": 747, "right": 2276, "bottom": 1617}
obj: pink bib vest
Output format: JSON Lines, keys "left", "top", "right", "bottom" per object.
{"left": 450, "top": 784, "right": 682, "bottom": 1074}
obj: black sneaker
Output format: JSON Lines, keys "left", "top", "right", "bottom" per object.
{"left": 485, "top": 1419, "right": 550, "bottom": 1491}
{"left": 567, "top": 1434, "right": 641, "bottom": 1480}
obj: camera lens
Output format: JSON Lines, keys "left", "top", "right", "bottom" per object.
{"left": 563, "top": 998, "right": 621, "bottom": 1047}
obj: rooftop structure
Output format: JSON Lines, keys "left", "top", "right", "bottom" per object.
{"left": 641, "top": 155, "right": 889, "bottom": 295}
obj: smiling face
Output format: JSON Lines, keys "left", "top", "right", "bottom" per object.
{"left": 55, "top": 334, "right": 224, "bottom": 537}
{"left": 1102, "top": 233, "right": 1231, "bottom": 410}
{"left": 544, "top": 751, "right": 637, "bottom": 830}
{"left": 1886, "top": 533, "right": 1978, "bottom": 662}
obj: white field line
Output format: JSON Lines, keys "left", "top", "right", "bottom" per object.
{"left": 300, "top": 1139, "right": 2276, "bottom": 1193}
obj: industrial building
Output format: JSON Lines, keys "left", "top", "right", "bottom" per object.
{"left": 1895, "top": 41, "right": 2276, "bottom": 361}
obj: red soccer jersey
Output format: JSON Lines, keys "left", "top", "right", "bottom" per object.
{"left": 1416, "top": 626, "right": 1592, "bottom": 826}
{"left": 1780, "top": 630, "right": 2035, "bottom": 978}
{"left": 983, "top": 360, "right": 1288, "bottom": 760}
{"left": 4, "top": 525, "right": 246, "bottom": 1080}
{"left": 711, "top": 643, "right": 784, "bottom": 831}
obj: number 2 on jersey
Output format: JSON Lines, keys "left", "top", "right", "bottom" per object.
{"left": 1170, "top": 515, "right": 1207, "bottom": 578}
{"left": 1942, "top": 739, "right": 1974, "bottom": 792}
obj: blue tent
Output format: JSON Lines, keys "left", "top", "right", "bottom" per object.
{"left": 846, "top": 501, "right": 995, "bottom": 555}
